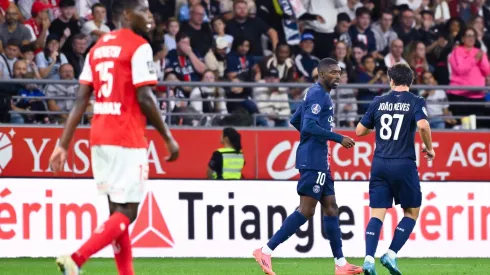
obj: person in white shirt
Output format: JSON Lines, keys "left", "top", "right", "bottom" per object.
{"left": 35, "top": 34, "right": 68, "bottom": 79}
{"left": 337, "top": 0, "right": 363, "bottom": 21}
{"left": 212, "top": 17, "right": 233, "bottom": 53}
{"left": 0, "top": 39, "right": 21, "bottom": 79}
{"left": 419, "top": 71, "right": 456, "bottom": 129}
{"left": 164, "top": 17, "right": 179, "bottom": 51}
{"left": 81, "top": 3, "right": 110, "bottom": 46}
{"left": 384, "top": 39, "right": 408, "bottom": 68}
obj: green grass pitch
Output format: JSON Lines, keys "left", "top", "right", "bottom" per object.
{"left": 1, "top": 258, "right": 490, "bottom": 274}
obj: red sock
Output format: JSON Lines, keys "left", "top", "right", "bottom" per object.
{"left": 71, "top": 212, "right": 130, "bottom": 267}
{"left": 113, "top": 229, "right": 134, "bottom": 275}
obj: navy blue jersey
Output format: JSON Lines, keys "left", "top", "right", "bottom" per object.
{"left": 295, "top": 83, "right": 336, "bottom": 170}
{"left": 360, "top": 91, "right": 428, "bottom": 160}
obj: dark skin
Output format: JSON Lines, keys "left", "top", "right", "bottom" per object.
{"left": 299, "top": 63, "right": 356, "bottom": 220}
{"left": 49, "top": 0, "right": 179, "bottom": 223}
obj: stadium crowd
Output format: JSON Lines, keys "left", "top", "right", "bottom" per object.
{"left": 0, "top": 0, "right": 489, "bottom": 128}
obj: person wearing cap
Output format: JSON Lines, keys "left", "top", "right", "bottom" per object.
{"left": 295, "top": 33, "right": 320, "bottom": 82}
{"left": 253, "top": 66, "right": 291, "bottom": 127}
{"left": 206, "top": 36, "right": 228, "bottom": 78}
{"left": 24, "top": 1, "right": 51, "bottom": 51}
{"left": 49, "top": 0, "right": 80, "bottom": 52}
{"left": 35, "top": 33, "right": 68, "bottom": 79}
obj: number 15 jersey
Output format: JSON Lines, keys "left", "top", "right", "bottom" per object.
{"left": 79, "top": 28, "right": 158, "bottom": 149}
{"left": 360, "top": 91, "right": 428, "bottom": 160}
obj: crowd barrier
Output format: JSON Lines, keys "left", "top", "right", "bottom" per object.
{"left": 1, "top": 126, "right": 489, "bottom": 181}
{"left": 0, "top": 179, "right": 488, "bottom": 258}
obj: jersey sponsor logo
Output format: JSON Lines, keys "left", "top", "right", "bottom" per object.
{"left": 422, "top": 107, "right": 428, "bottom": 117}
{"left": 130, "top": 191, "right": 174, "bottom": 248}
{"left": 311, "top": 104, "right": 321, "bottom": 114}
{"left": 0, "top": 129, "right": 14, "bottom": 174}
{"left": 93, "top": 102, "right": 122, "bottom": 115}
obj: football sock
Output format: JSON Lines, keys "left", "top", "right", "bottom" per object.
{"left": 71, "top": 212, "right": 130, "bottom": 267}
{"left": 323, "top": 216, "right": 344, "bottom": 262}
{"left": 265, "top": 211, "right": 308, "bottom": 253}
{"left": 365, "top": 217, "right": 383, "bottom": 258}
{"left": 114, "top": 229, "right": 135, "bottom": 275}
{"left": 389, "top": 217, "right": 416, "bottom": 255}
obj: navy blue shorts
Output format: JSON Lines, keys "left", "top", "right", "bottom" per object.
{"left": 297, "top": 169, "right": 335, "bottom": 201}
{"left": 369, "top": 157, "right": 421, "bottom": 209}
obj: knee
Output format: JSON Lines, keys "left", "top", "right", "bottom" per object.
{"left": 403, "top": 208, "right": 420, "bottom": 220}
{"left": 297, "top": 205, "right": 315, "bottom": 219}
{"left": 323, "top": 203, "right": 338, "bottom": 217}
{"left": 114, "top": 206, "right": 138, "bottom": 224}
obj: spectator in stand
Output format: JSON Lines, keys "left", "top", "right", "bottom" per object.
{"left": 338, "top": 0, "right": 363, "bottom": 21}
{"left": 253, "top": 67, "right": 291, "bottom": 127}
{"left": 202, "top": 0, "right": 221, "bottom": 22}
{"left": 0, "top": 4, "right": 32, "bottom": 52}
{"left": 81, "top": 3, "right": 110, "bottom": 47}
{"left": 44, "top": 63, "right": 77, "bottom": 124}
{"left": 164, "top": 17, "right": 179, "bottom": 51}
{"left": 371, "top": 11, "right": 398, "bottom": 55}
{"left": 189, "top": 69, "right": 227, "bottom": 116}
{"left": 294, "top": 33, "right": 319, "bottom": 82}
{"left": 395, "top": 0, "right": 424, "bottom": 12}
{"left": 211, "top": 37, "right": 228, "bottom": 79}
{"left": 77, "top": 0, "right": 99, "bottom": 20}
{"left": 24, "top": 1, "right": 51, "bottom": 52}
{"left": 259, "top": 43, "right": 296, "bottom": 82}
{"left": 35, "top": 34, "right": 68, "bottom": 79}
{"left": 165, "top": 31, "right": 206, "bottom": 82}
{"left": 331, "top": 40, "right": 356, "bottom": 82}
{"left": 393, "top": 8, "right": 422, "bottom": 47}
{"left": 149, "top": 0, "right": 176, "bottom": 25}
{"left": 1, "top": 60, "right": 27, "bottom": 123}
{"left": 226, "top": 0, "right": 278, "bottom": 57}
{"left": 0, "top": 39, "right": 20, "bottom": 79}
{"left": 20, "top": 43, "right": 41, "bottom": 78}
{"left": 180, "top": 4, "right": 213, "bottom": 57}
{"left": 468, "top": 15, "right": 489, "bottom": 53}
{"left": 449, "top": 0, "right": 480, "bottom": 24}
{"left": 348, "top": 7, "right": 378, "bottom": 54}
{"left": 179, "top": 0, "right": 205, "bottom": 23}
{"left": 434, "top": 0, "right": 451, "bottom": 24}
{"left": 406, "top": 41, "right": 430, "bottom": 84}
{"left": 351, "top": 42, "right": 368, "bottom": 70}
{"left": 331, "top": 70, "right": 357, "bottom": 127}
{"left": 49, "top": 0, "right": 80, "bottom": 52}
{"left": 333, "top": 13, "right": 352, "bottom": 48}
{"left": 448, "top": 27, "right": 490, "bottom": 124}
{"left": 357, "top": 55, "right": 384, "bottom": 113}
{"left": 19, "top": 0, "right": 60, "bottom": 21}
{"left": 384, "top": 39, "right": 407, "bottom": 68}
{"left": 15, "top": 69, "right": 50, "bottom": 124}
{"left": 212, "top": 17, "right": 233, "bottom": 53}
{"left": 419, "top": 71, "right": 456, "bottom": 129}
{"left": 418, "top": 10, "right": 439, "bottom": 47}
{"left": 225, "top": 37, "right": 259, "bottom": 81}
{"left": 64, "top": 33, "right": 88, "bottom": 78}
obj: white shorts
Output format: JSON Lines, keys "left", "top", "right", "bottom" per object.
{"left": 91, "top": 145, "right": 148, "bottom": 204}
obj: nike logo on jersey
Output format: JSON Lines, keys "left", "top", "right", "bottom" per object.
{"left": 329, "top": 106, "right": 333, "bottom": 110}
{"left": 102, "top": 34, "right": 117, "bottom": 42}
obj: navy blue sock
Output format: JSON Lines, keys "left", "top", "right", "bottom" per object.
{"left": 389, "top": 217, "right": 416, "bottom": 253}
{"left": 323, "top": 216, "right": 344, "bottom": 259}
{"left": 365, "top": 218, "right": 383, "bottom": 257}
{"left": 267, "top": 211, "right": 307, "bottom": 250}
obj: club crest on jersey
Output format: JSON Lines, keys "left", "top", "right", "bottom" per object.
{"left": 313, "top": 185, "right": 320, "bottom": 193}
{"left": 311, "top": 104, "right": 321, "bottom": 114}
{"left": 422, "top": 106, "right": 428, "bottom": 117}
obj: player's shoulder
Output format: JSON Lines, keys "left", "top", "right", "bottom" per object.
{"left": 305, "top": 83, "right": 324, "bottom": 98}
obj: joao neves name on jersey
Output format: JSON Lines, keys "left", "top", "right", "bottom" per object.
{"left": 378, "top": 102, "right": 411, "bottom": 112}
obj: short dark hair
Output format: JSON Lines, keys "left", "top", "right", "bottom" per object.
{"left": 361, "top": 54, "right": 374, "bottom": 64}
{"left": 112, "top": 0, "right": 138, "bottom": 19}
{"left": 6, "top": 39, "right": 21, "bottom": 48}
{"left": 72, "top": 33, "right": 87, "bottom": 42}
{"left": 59, "top": 0, "right": 76, "bottom": 8}
{"left": 388, "top": 63, "right": 413, "bottom": 87}
{"left": 355, "top": 7, "right": 371, "bottom": 18}
{"left": 20, "top": 43, "right": 35, "bottom": 53}
{"left": 151, "top": 40, "right": 165, "bottom": 54}
{"left": 175, "top": 31, "right": 189, "bottom": 43}
{"left": 92, "top": 3, "right": 106, "bottom": 14}
{"left": 318, "top": 58, "right": 339, "bottom": 72}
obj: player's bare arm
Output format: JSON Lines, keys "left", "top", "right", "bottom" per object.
{"left": 136, "top": 86, "right": 179, "bottom": 161}
{"left": 417, "top": 119, "right": 435, "bottom": 161}
{"left": 49, "top": 84, "right": 93, "bottom": 173}
{"left": 355, "top": 122, "right": 372, "bottom": 137}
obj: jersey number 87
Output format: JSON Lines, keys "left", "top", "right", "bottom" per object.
{"left": 380, "top": 114, "right": 404, "bottom": 140}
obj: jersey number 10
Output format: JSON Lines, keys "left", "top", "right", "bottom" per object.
{"left": 380, "top": 114, "right": 404, "bottom": 140}
{"left": 316, "top": 172, "right": 326, "bottom": 186}
{"left": 95, "top": 61, "right": 115, "bottom": 98}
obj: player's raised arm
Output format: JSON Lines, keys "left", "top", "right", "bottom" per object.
{"left": 50, "top": 56, "right": 94, "bottom": 173}
{"left": 415, "top": 97, "right": 435, "bottom": 161}
{"left": 132, "top": 43, "right": 179, "bottom": 161}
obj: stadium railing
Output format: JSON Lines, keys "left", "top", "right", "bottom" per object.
{"left": 1, "top": 79, "right": 489, "bottom": 127}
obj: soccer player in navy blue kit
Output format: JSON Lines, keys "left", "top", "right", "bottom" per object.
{"left": 355, "top": 63, "right": 435, "bottom": 275}
{"left": 253, "top": 58, "right": 362, "bottom": 275}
